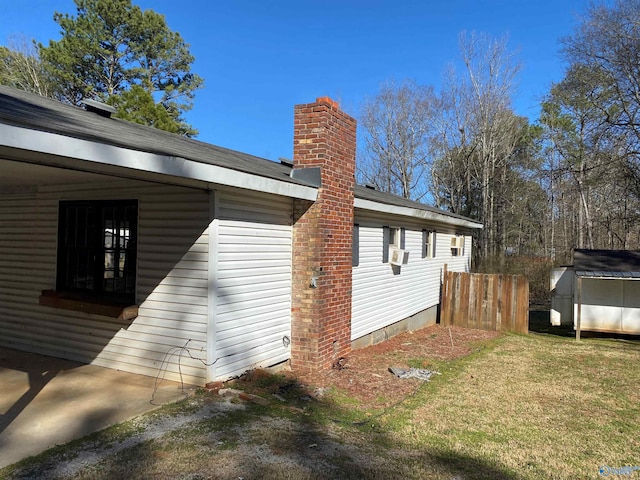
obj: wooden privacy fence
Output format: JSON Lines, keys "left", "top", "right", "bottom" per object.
{"left": 440, "top": 270, "right": 529, "bottom": 334}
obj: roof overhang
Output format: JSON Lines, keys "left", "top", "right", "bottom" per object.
{"left": 354, "top": 198, "right": 483, "bottom": 229}
{"left": 575, "top": 270, "right": 640, "bottom": 279}
{"left": 0, "top": 122, "right": 318, "bottom": 201}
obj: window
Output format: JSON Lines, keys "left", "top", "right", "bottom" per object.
{"left": 451, "top": 235, "right": 465, "bottom": 257}
{"left": 57, "top": 200, "right": 138, "bottom": 304}
{"left": 382, "top": 226, "right": 405, "bottom": 263}
{"left": 422, "top": 230, "right": 436, "bottom": 258}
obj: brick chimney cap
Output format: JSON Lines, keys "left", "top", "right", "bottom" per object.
{"left": 315, "top": 97, "right": 339, "bottom": 110}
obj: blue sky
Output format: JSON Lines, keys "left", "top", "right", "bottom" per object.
{"left": 1, "top": 0, "right": 590, "bottom": 161}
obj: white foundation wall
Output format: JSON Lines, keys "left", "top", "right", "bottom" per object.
{"left": 212, "top": 187, "right": 292, "bottom": 380}
{"left": 351, "top": 211, "right": 472, "bottom": 341}
{"left": 0, "top": 179, "right": 210, "bottom": 385}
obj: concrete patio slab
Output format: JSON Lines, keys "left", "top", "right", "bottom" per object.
{"left": 0, "top": 347, "right": 194, "bottom": 469}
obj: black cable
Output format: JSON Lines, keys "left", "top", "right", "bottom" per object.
{"left": 150, "top": 338, "right": 289, "bottom": 403}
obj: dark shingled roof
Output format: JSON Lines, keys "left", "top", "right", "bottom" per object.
{"left": 574, "top": 249, "right": 640, "bottom": 273}
{"left": 0, "top": 86, "right": 480, "bottom": 226}
{"left": 354, "top": 184, "right": 480, "bottom": 224}
{"left": 0, "top": 85, "right": 300, "bottom": 185}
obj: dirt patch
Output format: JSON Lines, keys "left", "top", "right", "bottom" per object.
{"left": 296, "top": 325, "right": 500, "bottom": 410}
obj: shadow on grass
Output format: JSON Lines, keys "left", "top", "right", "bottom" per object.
{"left": 529, "top": 309, "right": 640, "bottom": 345}
{"left": 2, "top": 369, "right": 522, "bottom": 480}
{"left": 528, "top": 309, "right": 575, "bottom": 338}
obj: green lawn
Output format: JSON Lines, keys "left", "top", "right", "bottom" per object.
{"left": 381, "top": 333, "right": 640, "bottom": 479}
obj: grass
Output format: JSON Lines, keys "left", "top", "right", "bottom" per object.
{"left": 385, "top": 333, "right": 640, "bottom": 479}
{"left": 1, "top": 331, "right": 639, "bottom": 479}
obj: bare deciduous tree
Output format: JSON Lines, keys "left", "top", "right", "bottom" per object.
{"left": 432, "top": 32, "right": 530, "bottom": 259}
{"left": 358, "top": 79, "right": 436, "bottom": 201}
{"left": 562, "top": 0, "right": 640, "bottom": 152}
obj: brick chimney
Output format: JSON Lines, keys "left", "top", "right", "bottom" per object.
{"left": 290, "top": 97, "right": 357, "bottom": 373}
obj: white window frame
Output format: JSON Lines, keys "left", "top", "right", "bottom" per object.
{"left": 422, "top": 230, "right": 436, "bottom": 259}
{"left": 389, "top": 227, "right": 401, "bottom": 249}
{"left": 382, "top": 226, "right": 406, "bottom": 264}
{"left": 451, "top": 235, "right": 465, "bottom": 257}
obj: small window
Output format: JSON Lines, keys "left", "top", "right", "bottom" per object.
{"left": 383, "top": 226, "right": 405, "bottom": 263}
{"left": 57, "top": 200, "right": 138, "bottom": 304}
{"left": 390, "top": 227, "right": 401, "bottom": 248}
{"left": 422, "top": 230, "right": 436, "bottom": 258}
{"left": 451, "top": 235, "right": 464, "bottom": 257}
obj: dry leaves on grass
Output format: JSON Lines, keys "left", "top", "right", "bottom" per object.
{"left": 298, "top": 325, "right": 500, "bottom": 410}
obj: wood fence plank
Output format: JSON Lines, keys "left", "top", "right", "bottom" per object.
{"left": 461, "top": 272, "right": 470, "bottom": 328}
{"left": 492, "top": 275, "right": 501, "bottom": 331}
{"left": 441, "top": 266, "right": 449, "bottom": 326}
{"left": 455, "top": 272, "right": 462, "bottom": 328}
{"left": 485, "top": 274, "right": 494, "bottom": 331}
{"left": 517, "top": 276, "right": 530, "bottom": 333}
{"left": 502, "top": 275, "right": 514, "bottom": 332}
{"left": 468, "top": 273, "right": 476, "bottom": 329}
{"left": 445, "top": 270, "right": 453, "bottom": 326}
{"left": 448, "top": 272, "right": 456, "bottom": 327}
{"left": 440, "top": 270, "right": 448, "bottom": 326}
{"left": 450, "top": 271, "right": 459, "bottom": 327}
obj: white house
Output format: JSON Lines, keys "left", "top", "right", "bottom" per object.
{"left": 0, "top": 86, "right": 482, "bottom": 384}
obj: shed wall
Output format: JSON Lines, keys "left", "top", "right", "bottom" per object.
{"left": 575, "top": 277, "right": 640, "bottom": 334}
{"left": 550, "top": 267, "right": 573, "bottom": 326}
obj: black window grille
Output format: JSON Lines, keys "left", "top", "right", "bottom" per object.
{"left": 57, "top": 200, "right": 138, "bottom": 303}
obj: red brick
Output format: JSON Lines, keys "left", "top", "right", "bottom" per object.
{"left": 291, "top": 97, "right": 356, "bottom": 374}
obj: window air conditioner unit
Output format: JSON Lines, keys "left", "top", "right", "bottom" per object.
{"left": 389, "top": 247, "right": 410, "bottom": 266}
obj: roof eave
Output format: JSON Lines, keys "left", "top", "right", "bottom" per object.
{"left": 0, "top": 122, "right": 318, "bottom": 201}
{"left": 354, "top": 198, "right": 483, "bottom": 229}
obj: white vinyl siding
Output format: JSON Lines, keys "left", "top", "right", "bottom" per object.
{"left": 0, "top": 179, "right": 209, "bottom": 385}
{"left": 351, "top": 211, "right": 472, "bottom": 341}
{"left": 213, "top": 187, "right": 292, "bottom": 380}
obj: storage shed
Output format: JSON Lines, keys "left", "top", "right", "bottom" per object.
{"left": 551, "top": 249, "right": 640, "bottom": 336}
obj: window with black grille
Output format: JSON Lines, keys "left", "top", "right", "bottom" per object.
{"left": 57, "top": 200, "right": 138, "bottom": 304}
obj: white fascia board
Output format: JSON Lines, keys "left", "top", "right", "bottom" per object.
{"left": 0, "top": 123, "right": 318, "bottom": 201}
{"left": 354, "top": 198, "right": 483, "bottom": 229}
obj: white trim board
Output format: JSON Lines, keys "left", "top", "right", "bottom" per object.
{"left": 354, "top": 198, "right": 483, "bottom": 229}
{"left": 0, "top": 123, "right": 318, "bottom": 201}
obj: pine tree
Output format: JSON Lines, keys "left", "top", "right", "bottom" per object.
{"left": 39, "top": 0, "right": 203, "bottom": 136}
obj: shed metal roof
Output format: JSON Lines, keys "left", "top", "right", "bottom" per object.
{"left": 575, "top": 270, "right": 640, "bottom": 279}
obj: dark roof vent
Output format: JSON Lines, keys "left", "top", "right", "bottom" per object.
{"left": 279, "top": 157, "right": 294, "bottom": 168}
{"left": 81, "top": 98, "right": 117, "bottom": 118}
{"left": 365, "top": 183, "right": 377, "bottom": 190}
